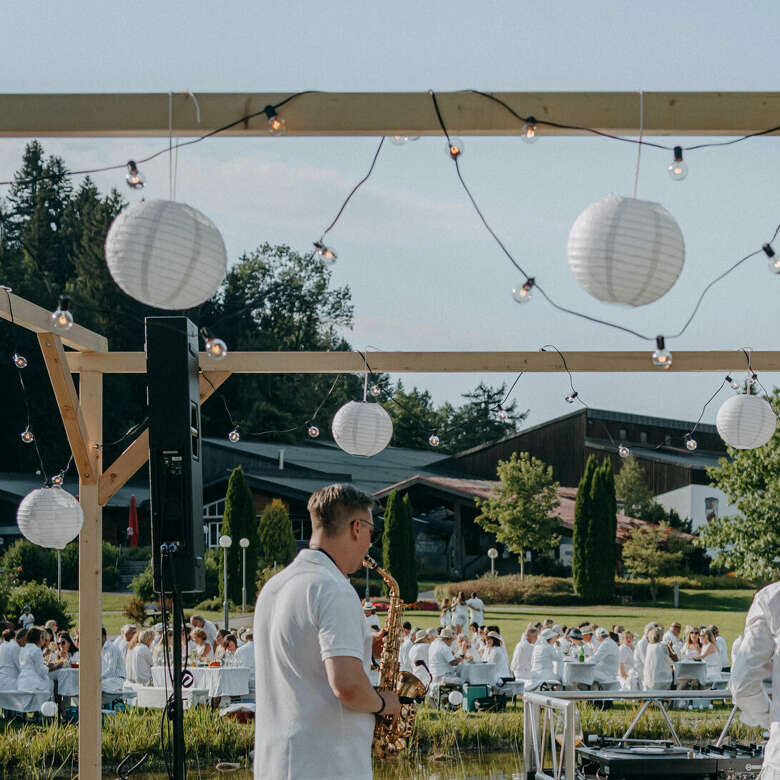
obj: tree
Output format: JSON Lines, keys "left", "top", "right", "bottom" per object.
{"left": 573, "top": 456, "right": 598, "bottom": 599}
{"left": 402, "top": 493, "right": 418, "bottom": 603}
{"left": 697, "top": 388, "right": 780, "bottom": 579}
{"left": 386, "top": 383, "right": 442, "bottom": 450}
{"left": 382, "top": 490, "right": 417, "bottom": 603}
{"left": 475, "top": 451, "right": 560, "bottom": 579}
{"left": 621, "top": 525, "right": 684, "bottom": 601}
{"left": 587, "top": 459, "right": 617, "bottom": 602}
{"left": 615, "top": 455, "right": 653, "bottom": 517}
{"left": 257, "top": 498, "right": 297, "bottom": 571}
{"left": 218, "top": 467, "right": 259, "bottom": 605}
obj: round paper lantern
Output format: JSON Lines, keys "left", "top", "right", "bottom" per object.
{"left": 332, "top": 401, "right": 393, "bottom": 457}
{"left": 16, "top": 486, "right": 84, "bottom": 549}
{"left": 567, "top": 194, "right": 685, "bottom": 306}
{"left": 105, "top": 199, "right": 227, "bottom": 310}
{"left": 716, "top": 394, "right": 777, "bottom": 450}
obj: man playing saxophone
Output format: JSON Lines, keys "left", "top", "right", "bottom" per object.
{"left": 253, "top": 483, "right": 400, "bottom": 780}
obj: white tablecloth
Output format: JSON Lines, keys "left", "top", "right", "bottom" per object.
{"left": 460, "top": 662, "right": 496, "bottom": 685}
{"left": 151, "top": 666, "right": 250, "bottom": 698}
{"left": 50, "top": 667, "right": 79, "bottom": 697}
{"left": 0, "top": 691, "right": 51, "bottom": 713}
{"left": 554, "top": 660, "right": 595, "bottom": 687}
{"left": 126, "top": 683, "right": 209, "bottom": 709}
{"left": 675, "top": 660, "right": 707, "bottom": 686}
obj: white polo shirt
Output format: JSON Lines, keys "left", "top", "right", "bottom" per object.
{"left": 428, "top": 637, "right": 456, "bottom": 681}
{"left": 253, "top": 549, "right": 373, "bottom": 780}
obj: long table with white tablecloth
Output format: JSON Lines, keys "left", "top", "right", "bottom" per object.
{"left": 151, "top": 666, "right": 250, "bottom": 699}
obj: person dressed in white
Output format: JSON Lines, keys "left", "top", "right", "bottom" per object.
{"left": 113, "top": 624, "right": 130, "bottom": 648}
{"left": 484, "top": 631, "right": 512, "bottom": 680}
{"left": 439, "top": 599, "right": 452, "bottom": 628}
{"left": 19, "top": 607, "right": 34, "bottom": 630}
{"left": 450, "top": 592, "right": 468, "bottom": 632}
{"left": 125, "top": 629, "right": 155, "bottom": 685}
{"left": 633, "top": 623, "right": 656, "bottom": 689}
{"left": 362, "top": 601, "right": 381, "bottom": 633}
{"left": 700, "top": 628, "right": 721, "bottom": 680}
{"left": 580, "top": 626, "right": 595, "bottom": 657}
{"left": 662, "top": 622, "right": 683, "bottom": 656}
{"left": 253, "top": 483, "right": 399, "bottom": 780}
{"left": 590, "top": 627, "right": 619, "bottom": 686}
{"left": 511, "top": 625, "right": 538, "bottom": 680}
{"left": 17, "top": 627, "right": 53, "bottom": 693}
{"left": 643, "top": 627, "right": 674, "bottom": 690}
{"left": 527, "top": 629, "right": 560, "bottom": 690}
{"left": 468, "top": 622, "right": 482, "bottom": 656}
{"left": 409, "top": 630, "right": 432, "bottom": 687}
{"left": 709, "top": 625, "right": 730, "bottom": 670}
{"left": 618, "top": 630, "right": 636, "bottom": 690}
{"left": 190, "top": 615, "right": 218, "bottom": 648}
{"left": 234, "top": 629, "right": 255, "bottom": 692}
{"left": 101, "top": 626, "right": 126, "bottom": 691}
{"left": 398, "top": 622, "right": 413, "bottom": 674}
{"left": 466, "top": 592, "right": 484, "bottom": 627}
{"left": 428, "top": 627, "right": 461, "bottom": 684}
{"left": 0, "top": 628, "right": 26, "bottom": 689}
{"left": 731, "top": 580, "right": 780, "bottom": 779}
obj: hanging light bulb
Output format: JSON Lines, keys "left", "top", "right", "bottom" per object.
{"left": 496, "top": 405, "right": 508, "bottom": 421}
{"left": 565, "top": 391, "right": 578, "bottom": 404}
{"left": 685, "top": 437, "right": 698, "bottom": 451}
{"left": 446, "top": 138, "right": 464, "bottom": 159}
{"left": 428, "top": 432, "right": 440, "bottom": 447}
{"left": 667, "top": 146, "right": 688, "bottom": 181}
{"left": 12, "top": 353, "right": 28, "bottom": 368}
{"left": 51, "top": 295, "right": 74, "bottom": 331}
{"left": 228, "top": 427, "right": 240, "bottom": 443}
{"left": 511, "top": 277, "right": 535, "bottom": 304}
{"left": 307, "top": 424, "right": 320, "bottom": 439}
{"left": 313, "top": 241, "right": 337, "bottom": 264}
{"left": 652, "top": 336, "right": 672, "bottom": 369}
{"left": 618, "top": 443, "right": 630, "bottom": 458}
{"left": 205, "top": 337, "right": 228, "bottom": 360}
{"left": 125, "top": 160, "right": 145, "bottom": 189}
{"left": 51, "top": 472, "right": 65, "bottom": 487}
{"left": 370, "top": 384, "right": 381, "bottom": 397}
{"left": 763, "top": 244, "right": 780, "bottom": 274}
{"left": 390, "top": 135, "right": 419, "bottom": 145}
{"left": 725, "top": 375, "right": 740, "bottom": 391}
{"left": 521, "top": 117, "right": 538, "bottom": 143}
{"left": 264, "top": 105, "right": 285, "bottom": 136}
{"left": 20, "top": 426, "right": 35, "bottom": 444}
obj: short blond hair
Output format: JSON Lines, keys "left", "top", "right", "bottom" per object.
{"left": 307, "top": 483, "right": 375, "bottom": 535}
{"left": 191, "top": 628, "right": 208, "bottom": 641}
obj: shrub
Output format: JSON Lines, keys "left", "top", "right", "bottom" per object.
{"left": 123, "top": 596, "right": 148, "bottom": 625}
{"left": 192, "top": 597, "right": 237, "bottom": 612}
{"left": 256, "top": 563, "right": 284, "bottom": 594}
{"left": 258, "top": 499, "right": 296, "bottom": 570}
{"left": 5, "top": 581, "right": 72, "bottom": 631}
{"left": 350, "top": 575, "right": 383, "bottom": 599}
{"left": 132, "top": 561, "right": 156, "bottom": 602}
{"left": 435, "top": 575, "right": 576, "bottom": 605}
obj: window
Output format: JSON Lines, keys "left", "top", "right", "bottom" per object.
{"left": 640, "top": 432, "right": 647, "bottom": 444}
{"left": 203, "top": 499, "right": 226, "bottom": 549}
{"left": 664, "top": 434, "right": 672, "bottom": 446}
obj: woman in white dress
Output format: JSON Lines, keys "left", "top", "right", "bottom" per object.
{"left": 618, "top": 630, "right": 636, "bottom": 690}
{"left": 700, "top": 629, "right": 721, "bottom": 680}
{"left": 54, "top": 632, "right": 79, "bottom": 667}
{"left": 0, "top": 629, "right": 24, "bottom": 689}
{"left": 191, "top": 628, "right": 213, "bottom": 663}
{"left": 527, "top": 628, "right": 560, "bottom": 690}
{"left": 681, "top": 626, "right": 702, "bottom": 660}
{"left": 484, "top": 632, "right": 512, "bottom": 680}
{"left": 126, "top": 629, "right": 155, "bottom": 685}
{"left": 17, "top": 627, "right": 53, "bottom": 693}
{"left": 451, "top": 592, "right": 469, "bottom": 632}
{"left": 643, "top": 627, "right": 674, "bottom": 690}
{"left": 439, "top": 599, "right": 452, "bottom": 628}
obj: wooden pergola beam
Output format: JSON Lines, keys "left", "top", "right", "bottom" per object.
{"left": 2, "top": 91, "right": 780, "bottom": 138}
{"left": 37, "top": 333, "right": 97, "bottom": 483}
{"left": 1, "top": 289, "right": 108, "bottom": 353}
{"left": 98, "top": 371, "right": 231, "bottom": 505}
{"left": 64, "top": 349, "right": 780, "bottom": 375}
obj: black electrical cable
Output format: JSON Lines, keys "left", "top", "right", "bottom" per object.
{"left": 685, "top": 378, "right": 728, "bottom": 440}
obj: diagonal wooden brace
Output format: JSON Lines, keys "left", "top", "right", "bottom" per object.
{"left": 98, "top": 370, "right": 231, "bottom": 506}
{"left": 38, "top": 333, "right": 97, "bottom": 483}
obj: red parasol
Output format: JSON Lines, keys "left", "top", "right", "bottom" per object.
{"left": 128, "top": 494, "right": 139, "bottom": 547}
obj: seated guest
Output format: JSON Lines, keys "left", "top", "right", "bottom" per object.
{"left": 511, "top": 624, "right": 538, "bottom": 679}
{"left": 234, "top": 629, "right": 254, "bottom": 669}
{"left": 709, "top": 625, "right": 729, "bottom": 670}
{"left": 485, "top": 631, "right": 512, "bottom": 680}
{"left": 455, "top": 634, "right": 474, "bottom": 662}
{"left": 643, "top": 626, "right": 674, "bottom": 690}
{"left": 486, "top": 625, "right": 511, "bottom": 669}
{"left": 681, "top": 626, "right": 702, "bottom": 660}
{"left": 101, "top": 626, "right": 126, "bottom": 690}
{"left": 221, "top": 634, "right": 240, "bottom": 666}
{"left": 591, "top": 627, "right": 619, "bottom": 686}
{"left": 663, "top": 622, "right": 683, "bottom": 654}
{"left": 428, "top": 627, "right": 461, "bottom": 684}
{"left": 409, "top": 630, "right": 432, "bottom": 686}
{"left": 528, "top": 628, "right": 559, "bottom": 687}
{"left": 191, "top": 628, "right": 214, "bottom": 662}
{"left": 55, "top": 632, "right": 79, "bottom": 666}
{"left": 19, "top": 606, "right": 35, "bottom": 630}
{"left": 565, "top": 627, "right": 585, "bottom": 658}
{"left": 190, "top": 615, "right": 218, "bottom": 646}
{"left": 116, "top": 625, "right": 137, "bottom": 657}
{"left": 468, "top": 622, "right": 482, "bottom": 655}
{"left": 633, "top": 623, "right": 656, "bottom": 688}
{"left": 700, "top": 628, "right": 721, "bottom": 678}
{"left": 17, "top": 627, "right": 54, "bottom": 692}
{"left": 214, "top": 628, "right": 230, "bottom": 660}
{"left": 580, "top": 625, "right": 595, "bottom": 656}
{"left": 126, "top": 629, "right": 155, "bottom": 685}
{"left": 618, "top": 630, "right": 636, "bottom": 690}
{"left": 0, "top": 628, "right": 26, "bottom": 689}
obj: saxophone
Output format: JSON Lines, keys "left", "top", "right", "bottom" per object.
{"left": 363, "top": 555, "right": 427, "bottom": 759}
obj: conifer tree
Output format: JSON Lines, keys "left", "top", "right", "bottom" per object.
{"left": 587, "top": 461, "right": 617, "bottom": 602}
{"left": 402, "top": 493, "right": 418, "bottom": 603}
{"left": 573, "top": 456, "right": 598, "bottom": 599}
{"left": 382, "top": 491, "right": 409, "bottom": 599}
{"left": 257, "top": 498, "right": 297, "bottom": 573}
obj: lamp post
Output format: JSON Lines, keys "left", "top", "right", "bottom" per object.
{"left": 487, "top": 547, "right": 498, "bottom": 577}
{"left": 219, "top": 535, "right": 232, "bottom": 629}
{"left": 239, "top": 537, "right": 249, "bottom": 612}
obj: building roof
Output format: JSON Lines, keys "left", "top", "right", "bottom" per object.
{"left": 584, "top": 439, "right": 724, "bottom": 470}
{"left": 0, "top": 472, "right": 149, "bottom": 508}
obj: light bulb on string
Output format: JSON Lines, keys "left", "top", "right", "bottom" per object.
{"left": 511, "top": 277, "right": 535, "bottom": 304}
{"left": 51, "top": 472, "right": 65, "bottom": 486}
{"left": 313, "top": 241, "right": 337, "bottom": 264}
{"left": 264, "top": 105, "right": 285, "bottom": 136}
{"left": 618, "top": 443, "right": 630, "bottom": 458}
{"left": 668, "top": 146, "right": 688, "bottom": 181}
{"left": 12, "top": 353, "right": 27, "bottom": 368}
{"left": 565, "top": 391, "right": 578, "bottom": 404}
{"left": 205, "top": 336, "right": 228, "bottom": 360}
{"left": 685, "top": 437, "right": 698, "bottom": 451}
{"left": 20, "top": 426, "right": 34, "bottom": 444}
{"left": 51, "top": 296, "right": 74, "bottom": 331}
{"left": 228, "top": 427, "right": 240, "bottom": 443}
{"left": 496, "top": 405, "right": 508, "bottom": 421}
{"left": 125, "top": 160, "right": 145, "bottom": 189}
{"left": 652, "top": 336, "right": 672, "bottom": 369}
{"left": 447, "top": 138, "right": 464, "bottom": 159}
{"left": 763, "top": 244, "right": 780, "bottom": 274}
{"left": 307, "top": 424, "right": 320, "bottom": 439}
{"left": 521, "top": 117, "right": 538, "bottom": 143}
{"left": 725, "top": 375, "right": 740, "bottom": 391}
{"left": 390, "top": 135, "right": 419, "bottom": 145}
{"left": 428, "top": 432, "right": 440, "bottom": 447}
{"left": 370, "top": 384, "right": 381, "bottom": 398}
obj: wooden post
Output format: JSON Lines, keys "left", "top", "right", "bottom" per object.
{"left": 78, "top": 370, "right": 103, "bottom": 780}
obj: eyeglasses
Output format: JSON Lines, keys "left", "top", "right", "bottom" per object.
{"left": 353, "top": 517, "right": 378, "bottom": 541}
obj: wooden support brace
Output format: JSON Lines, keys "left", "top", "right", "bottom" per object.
{"left": 37, "top": 333, "right": 97, "bottom": 483}
{"left": 98, "top": 371, "right": 231, "bottom": 505}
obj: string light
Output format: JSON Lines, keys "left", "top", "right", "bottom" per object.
{"left": 521, "top": 117, "right": 538, "bottom": 143}
{"left": 565, "top": 391, "right": 578, "bottom": 404}
{"left": 125, "top": 160, "right": 145, "bottom": 189}
{"left": 12, "top": 353, "right": 27, "bottom": 368}
{"left": 228, "top": 427, "right": 240, "bottom": 443}
{"left": 390, "top": 135, "right": 419, "bottom": 145}
{"left": 618, "top": 443, "right": 630, "bottom": 458}
{"left": 668, "top": 146, "right": 688, "bottom": 181}
{"left": 51, "top": 472, "right": 65, "bottom": 486}
{"left": 447, "top": 138, "right": 464, "bottom": 159}
{"left": 264, "top": 105, "right": 286, "bottom": 136}
{"left": 428, "top": 432, "right": 440, "bottom": 447}
{"left": 685, "top": 437, "right": 698, "bottom": 451}
{"left": 307, "top": 424, "right": 320, "bottom": 438}
{"left": 652, "top": 335, "right": 672, "bottom": 369}
{"left": 764, "top": 244, "right": 780, "bottom": 274}
{"left": 51, "top": 295, "right": 74, "bottom": 331}
{"left": 511, "top": 278, "right": 534, "bottom": 304}
{"left": 370, "top": 384, "right": 382, "bottom": 397}
{"left": 725, "top": 374, "right": 740, "bottom": 390}
{"left": 496, "top": 405, "right": 508, "bottom": 421}
{"left": 313, "top": 241, "right": 337, "bottom": 264}
{"left": 20, "top": 426, "right": 35, "bottom": 444}
{"left": 204, "top": 336, "right": 228, "bottom": 360}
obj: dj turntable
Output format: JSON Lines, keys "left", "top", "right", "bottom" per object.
{"left": 576, "top": 739, "right": 763, "bottom": 779}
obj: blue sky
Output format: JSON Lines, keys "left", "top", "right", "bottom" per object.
{"left": 1, "top": 1, "right": 779, "bottom": 431}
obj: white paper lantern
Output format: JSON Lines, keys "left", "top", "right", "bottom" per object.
{"left": 332, "top": 401, "right": 393, "bottom": 457}
{"left": 105, "top": 199, "right": 227, "bottom": 310}
{"left": 16, "top": 486, "right": 84, "bottom": 549}
{"left": 716, "top": 394, "right": 777, "bottom": 450}
{"left": 567, "top": 194, "right": 685, "bottom": 306}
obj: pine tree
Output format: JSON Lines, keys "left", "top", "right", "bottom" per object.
{"left": 257, "top": 498, "right": 297, "bottom": 571}
{"left": 587, "top": 461, "right": 617, "bottom": 602}
{"left": 402, "top": 493, "right": 418, "bottom": 603}
{"left": 218, "top": 467, "right": 259, "bottom": 605}
{"left": 573, "top": 456, "right": 598, "bottom": 599}
{"left": 382, "top": 490, "right": 412, "bottom": 601}
{"left": 601, "top": 460, "right": 618, "bottom": 599}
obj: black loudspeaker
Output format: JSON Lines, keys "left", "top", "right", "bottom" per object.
{"left": 146, "top": 316, "right": 205, "bottom": 593}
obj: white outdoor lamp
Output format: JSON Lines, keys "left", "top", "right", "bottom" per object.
{"left": 487, "top": 547, "right": 498, "bottom": 577}
{"left": 239, "top": 537, "right": 250, "bottom": 613}
{"left": 219, "top": 534, "right": 232, "bottom": 629}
